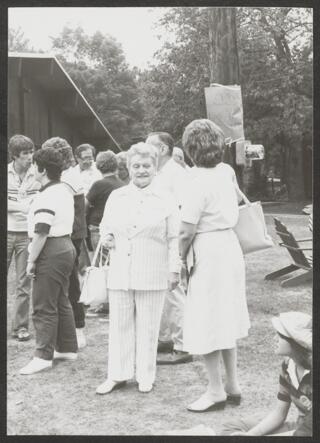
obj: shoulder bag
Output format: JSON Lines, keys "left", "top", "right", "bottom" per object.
{"left": 233, "top": 188, "right": 274, "bottom": 254}
{"left": 79, "top": 240, "right": 109, "bottom": 306}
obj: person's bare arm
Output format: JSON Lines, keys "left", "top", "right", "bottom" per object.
{"left": 233, "top": 400, "right": 290, "bottom": 436}
{"left": 85, "top": 197, "right": 92, "bottom": 215}
{"left": 26, "top": 233, "right": 48, "bottom": 278}
{"left": 8, "top": 199, "right": 29, "bottom": 213}
{"left": 179, "top": 221, "right": 197, "bottom": 263}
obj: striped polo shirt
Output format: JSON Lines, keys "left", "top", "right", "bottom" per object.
{"left": 28, "top": 181, "right": 74, "bottom": 238}
{"left": 8, "top": 162, "right": 40, "bottom": 231}
{"left": 278, "top": 357, "right": 312, "bottom": 419}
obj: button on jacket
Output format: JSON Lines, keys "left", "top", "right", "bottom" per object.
{"left": 100, "top": 182, "right": 180, "bottom": 291}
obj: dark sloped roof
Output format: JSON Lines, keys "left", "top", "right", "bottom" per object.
{"left": 9, "top": 52, "right": 122, "bottom": 151}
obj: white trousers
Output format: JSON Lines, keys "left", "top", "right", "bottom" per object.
{"left": 158, "top": 283, "right": 185, "bottom": 351}
{"left": 108, "top": 289, "right": 166, "bottom": 385}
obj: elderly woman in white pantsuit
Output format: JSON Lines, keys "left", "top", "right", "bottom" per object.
{"left": 179, "top": 119, "right": 250, "bottom": 412}
{"left": 96, "top": 143, "right": 180, "bottom": 394}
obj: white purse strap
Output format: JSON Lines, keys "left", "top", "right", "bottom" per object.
{"left": 91, "top": 239, "right": 110, "bottom": 267}
{"left": 235, "top": 186, "right": 251, "bottom": 206}
{"left": 91, "top": 239, "right": 103, "bottom": 267}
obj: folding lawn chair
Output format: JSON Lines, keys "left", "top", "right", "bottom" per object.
{"left": 265, "top": 217, "right": 312, "bottom": 287}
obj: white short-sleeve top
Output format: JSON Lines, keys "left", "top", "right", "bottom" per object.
{"left": 28, "top": 181, "right": 74, "bottom": 238}
{"left": 180, "top": 162, "right": 239, "bottom": 232}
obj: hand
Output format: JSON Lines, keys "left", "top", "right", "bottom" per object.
{"left": 102, "top": 234, "right": 115, "bottom": 249}
{"left": 168, "top": 272, "right": 180, "bottom": 291}
{"left": 26, "top": 261, "right": 36, "bottom": 279}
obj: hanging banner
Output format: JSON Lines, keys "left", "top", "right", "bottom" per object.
{"left": 204, "top": 84, "right": 245, "bottom": 142}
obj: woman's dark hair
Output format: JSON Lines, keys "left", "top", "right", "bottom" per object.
{"left": 33, "top": 148, "right": 64, "bottom": 181}
{"left": 182, "top": 119, "right": 225, "bottom": 168}
{"left": 278, "top": 333, "right": 312, "bottom": 369}
{"left": 42, "top": 137, "right": 74, "bottom": 170}
{"left": 96, "top": 150, "right": 118, "bottom": 174}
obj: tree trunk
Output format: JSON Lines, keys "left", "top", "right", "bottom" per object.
{"left": 207, "top": 7, "right": 244, "bottom": 187}
{"left": 285, "top": 135, "right": 305, "bottom": 201}
{"left": 208, "top": 7, "right": 240, "bottom": 84}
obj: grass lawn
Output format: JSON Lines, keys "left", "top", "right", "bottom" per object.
{"left": 7, "top": 212, "right": 312, "bottom": 435}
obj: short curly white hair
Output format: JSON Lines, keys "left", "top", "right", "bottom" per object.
{"left": 126, "top": 142, "right": 158, "bottom": 169}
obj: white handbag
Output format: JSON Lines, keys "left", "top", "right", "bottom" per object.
{"left": 79, "top": 240, "right": 109, "bottom": 306}
{"left": 233, "top": 188, "right": 274, "bottom": 254}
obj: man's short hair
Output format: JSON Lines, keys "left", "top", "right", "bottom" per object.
{"left": 75, "top": 143, "right": 96, "bottom": 158}
{"left": 9, "top": 135, "right": 34, "bottom": 159}
{"left": 147, "top": 132, "right": 174, "bottom": 156}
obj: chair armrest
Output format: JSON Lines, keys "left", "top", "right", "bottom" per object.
{"left": 297, "top": 238, "right": 312, "bottom": 242}
{"left": 279, "top": 243, "right": 312, "bottom": 251}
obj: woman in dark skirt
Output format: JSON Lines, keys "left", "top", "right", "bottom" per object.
{"left": 20, "top": 148, "right": 78, "bottom": 375}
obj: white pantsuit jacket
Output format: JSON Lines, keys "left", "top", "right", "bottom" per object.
{"left": 100, "top": 182, "right": 181, "bottom": 291}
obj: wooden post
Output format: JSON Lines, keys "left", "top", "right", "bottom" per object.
{"left": 208, "top": 7, "right": 240, "bottom": 85}
{"left": 208, "top": 7, "right": 244, "bottom": 189}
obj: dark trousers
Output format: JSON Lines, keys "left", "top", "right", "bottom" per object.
{"left": 69, "top": 238, "right": 86, "bottom": 328}
{"left": 32, "top": 237, "right": 78, "bottom": 360}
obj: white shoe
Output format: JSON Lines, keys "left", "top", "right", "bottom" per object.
{"left": 138, "top": 382, "right": 153, "bottom": 393}
{"left": 20, "top": 357, "right": 52, "bottom": 375}
{"left": 53, "top": 351, "right": 78, "bottom": 361}
{"left": 76, "top": 328, "right": 87, "bottom": 349}
{"left": 96, "top": 379, "right": 126, "bottom": 395}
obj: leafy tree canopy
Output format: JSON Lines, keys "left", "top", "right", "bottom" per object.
{"left": 50, "top": 26, "right": 146, "bottom": 149}
{"left": 9, "top": 27, "right": 35, "bottom": 52}
{"left": 140, "top": 7, "right": 312, "bottom": 199}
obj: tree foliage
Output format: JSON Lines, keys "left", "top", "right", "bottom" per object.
{"left": 8, "top": 27, "right": 35, "bottom": 52}
{"left": 50, "top": 26, "right": 146, "bottom": 149}
{"left": 140, "top": 7, "right": 312, "bottom": 199}
{"left": 140, "top": 8, "right": 210, "bottom": 139}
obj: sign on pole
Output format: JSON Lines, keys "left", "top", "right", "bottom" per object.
{"left": 204, "top": 83, "right": 245, "bottom": 142}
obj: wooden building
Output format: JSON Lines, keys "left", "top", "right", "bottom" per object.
{"left": 8, "top": 53, "right": 121, "bottom": 152}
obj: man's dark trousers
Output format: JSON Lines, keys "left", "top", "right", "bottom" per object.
{"left": 69, "top": 238, "right": 85, "bottom": 328}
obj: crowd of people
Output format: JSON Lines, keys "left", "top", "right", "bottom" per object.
{"left": 7, "top": 120, "right": 312, "bottom": 436}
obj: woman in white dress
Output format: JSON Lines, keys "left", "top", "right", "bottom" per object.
{"left": 179, "top": 119, "right": 250, "bottom": 412}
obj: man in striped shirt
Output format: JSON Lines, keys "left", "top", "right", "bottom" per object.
{"left": 7, "top": 135, "right": 40, "bottom": 341}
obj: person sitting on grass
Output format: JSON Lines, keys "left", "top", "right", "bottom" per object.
{"left": 221, "top": 311, "right": 312, "bottom": 437}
